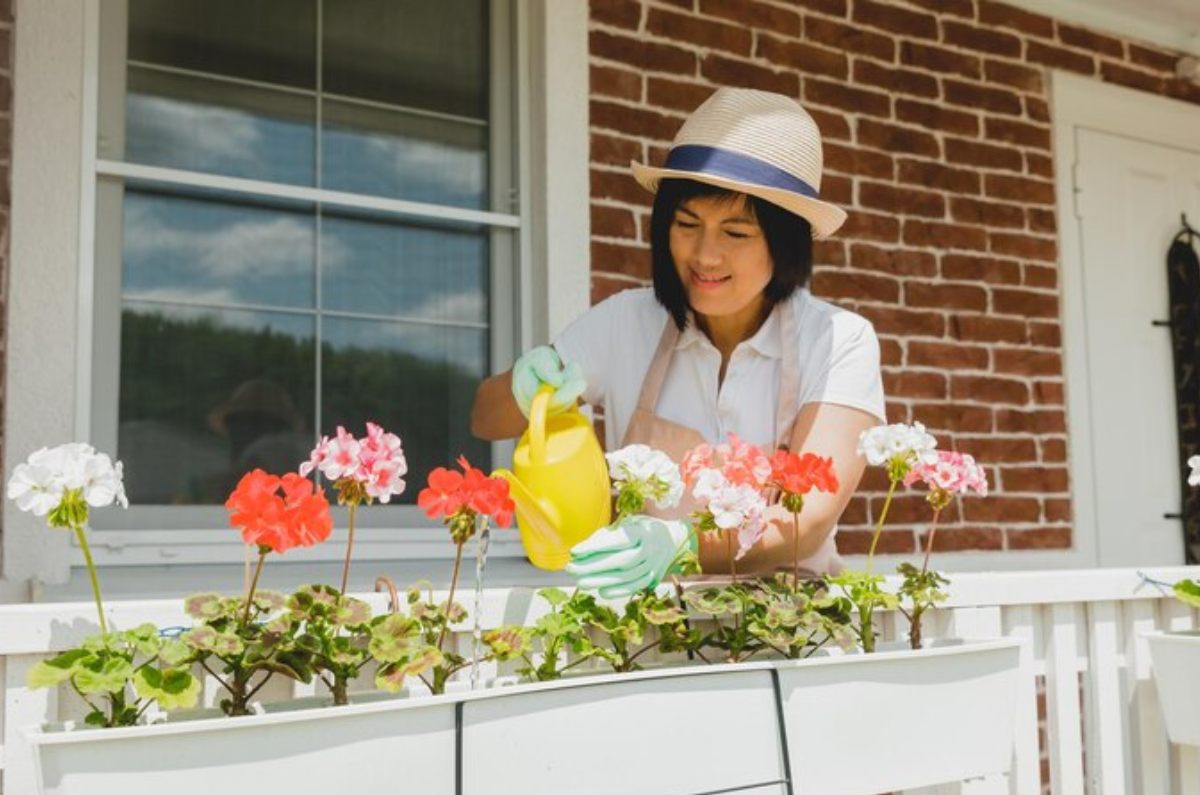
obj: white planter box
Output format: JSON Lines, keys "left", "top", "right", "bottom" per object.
{"left": 26, "top": 638, "right": 1020, "bottom": 795}
{"left": 1148, "top": 630, "right": 1200, "bottom": 746}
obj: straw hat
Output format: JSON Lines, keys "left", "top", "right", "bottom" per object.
{"left": 630, "top": 87, "right": 847, "bottom": 239}
{"left": 207, "top": 379, "right": 305, "bottom": 436}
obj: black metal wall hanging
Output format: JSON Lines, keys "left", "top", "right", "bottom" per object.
{"left": 1167, "top": 214, "right": 1200, "bottom": 563}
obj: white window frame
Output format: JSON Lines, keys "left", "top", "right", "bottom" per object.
{"left": 3, "top": 0, "right": 591, "bottom": 587}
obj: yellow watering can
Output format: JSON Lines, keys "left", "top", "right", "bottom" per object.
{"left": 493, "top": 385, "right": 611, "bottom": 570}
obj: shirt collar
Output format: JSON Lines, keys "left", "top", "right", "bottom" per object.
{"left": 674, "top": 303, "right": 783, "bottom": 359}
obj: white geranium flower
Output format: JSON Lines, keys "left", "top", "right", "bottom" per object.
{"left": 1189, "top": 455, "right": 1200, "bottom": 487}
{"left": 606, "top": 443, "right": 683, "bottom": 510}
{"left": 80, "top": 454, "right": 128, "bottom": 509}
{"left": 690, "top": 467, "right": 728, "bottom": 505}
{"left": 6, "top": 442, "right": 128, "bottom": 518}
{"left": 857, "top": 422, "right": 938, "bottom": 475}
{"left": 6, "top": 459, "right": 64, "bottom": 516}
{"left": 708, "top": 481, "right": 765, "bottom": 531}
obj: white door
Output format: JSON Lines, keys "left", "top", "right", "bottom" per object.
{"left": 1074, "top": 129, "right": 1200, "bottom": 567}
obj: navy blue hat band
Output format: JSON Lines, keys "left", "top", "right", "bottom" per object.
{"left": 662, "top": 144, "right": 820, "bottom": 199}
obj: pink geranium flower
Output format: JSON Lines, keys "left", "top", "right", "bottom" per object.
{"left": 300, "top": 423, "right": 407, "bottom": 504}
{"left": 689, "top": 466, "right": 768, "bottom": 562}
{"left": 903, "top": 450, "right": 988, "bottom": 498}
{"left": 681, "top": 433, "right": 770, "bottom": 490}
{"left": 298, "top": 422, "right": 407, "bottom": 596}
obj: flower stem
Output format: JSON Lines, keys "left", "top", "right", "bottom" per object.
{"left": 438, "top": 540, "right": 465, "bottom": 652}
{"left": 241, "top": 550, "right": 267, "bottom": 627}
{"left": 339, "top": 501, "right": 358, "bottom": 597}
{"left": 73, "top": 525, "right": 107, "bottom": 634}
{"left": 920, "top": 508, "right": 943, "bottom": 576}
{"left": 727, "top": 531, "right": 737, "bottom": 584}
{"left": 243, "top": 543, "right": 252, "bottom": 600}
{"left": 866, "top": 478, "right": 899, "bottom": 573}
{"left": 791, "top": 511, "right": 801, "bottom": 588}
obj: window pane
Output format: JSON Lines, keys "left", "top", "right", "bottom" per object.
{"left": 118, "top": 305, "right": 316, "bottom": 505}
{"left": 124, "top": 66, "right": 316, "bottom": 185}
{"left": 321, "top": 318, "right": 489, "bottom": 504}
{"left": 128, "top": 0, "right": 316, "bottom": 90}
{"left": 122, "top": 188, "right": 316, "bottom": 309}
{"left": 321, "top": 213, "right": 487, "bottom": 323}
{"left": 320, "top": 0, "right": 491, "bottom": 209}
{"left": 322, "top": 0, "right": 487, "bottom": 118}
{"left": 321, "top": 102, "right": 487, "bottom": 209}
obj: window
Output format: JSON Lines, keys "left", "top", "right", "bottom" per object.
{"left": 87, "top": 0, "right": 522, "bottom": 561}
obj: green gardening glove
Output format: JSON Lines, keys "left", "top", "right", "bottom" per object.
{"left": 511, "top": 345, "right": 586, "bottom": 418}
{"left": 565, "top": 515, "right": 697, "bottom": 599}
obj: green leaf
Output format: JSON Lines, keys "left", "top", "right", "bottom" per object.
{"left": 368, "top": 614, "right": 422, "bottom": 663}
{"left": 184, "top": 592, "right": 235, "bottom": 622}
{"left": 27, "top": 648, "right": 93, "bottom": 689}
{"left": 122, "top": 624, "right": 162, "bottom": 657}
{"left": 1175, "top": 579, "right": 1200, "bottom": 609}
{"left": 334, "top": 597, "right": 372, "bottom": 628}
{"left": 535, "top": 612, "right": 580, "bottom": 639}
{"left": 640, "top": 601, "right": 685, "bottom": 626}
{"left": 157, "top": 638, "right": 193, "bottom": 667}
{"left": 133, "top": 666, "right": 201, "bottom": 711}
{"left": 483, "top": 626, "right": 531, "bottom": 660}
{"left": 328, "top": 636, "right": 368, "bottom": 667}
{"left": 684, "top": 588, "right": 741, "bottom": 616}
{"left": 374, "top": 647, "right": 443, "bottom": 693}
{"left": 263, "top": 614, "right": 295, "bottom": 635}
{"left": 253, "top": 590, "right": 287, "bottom": 614}
{"left": 75, "top": 656, "right": 134, "bottom": 695}
{"left": 82, "top": 631, "right": 123, "bottom": 654}
{"left": 537, "top": 587, "right": 570, "bottom": 608}
{"left": 254, "top": 649, "right": 314, "bottom": 684}
{"left": 182, "top": 626, "right": 244, "bottom": 656}
{"left": 287, "top": 584, "right": 340, "bottom": 620}
{"left": 444, "top": 601, "right": 467, "bottom": 624}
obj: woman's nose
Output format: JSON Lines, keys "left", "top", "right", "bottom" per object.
{"left": 694, "top": 229, "right": 723, "bottom": 267}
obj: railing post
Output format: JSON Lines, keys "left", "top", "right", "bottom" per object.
{"left": 1002, "top": 604, "right": 1042, "bottom": 795}
{"left": 1086, "top": 600, "right": 1129, "bottom": 793}
{"left": 1045, "top": 602, "right": 1086, "bottom": 793}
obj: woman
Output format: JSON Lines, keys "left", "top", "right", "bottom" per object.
{"left": 471, "top": 88, "right": 885, "bottom": 595}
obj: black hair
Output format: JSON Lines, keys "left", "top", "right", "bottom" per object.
{"left": 649, "top": 178, "right": 814, "bottom": 331}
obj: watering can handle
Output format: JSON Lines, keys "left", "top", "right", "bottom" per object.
{"left": 529, "top": 385, "right": 553, "bottom": 466}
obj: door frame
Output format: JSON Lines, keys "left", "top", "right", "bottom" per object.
{"left": 1054, "top": 71, "right": 1200, "bottom": 569}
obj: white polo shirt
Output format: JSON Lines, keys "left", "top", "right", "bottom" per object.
{"left": 553, "top": 287, "right": 886, "bottom": 451}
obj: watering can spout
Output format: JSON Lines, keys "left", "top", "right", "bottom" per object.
{"left": 493, "top": 468, "right": 565, "bottom": 567}
{"left": 491, "top": 385, "right": 611, "bottom": 571}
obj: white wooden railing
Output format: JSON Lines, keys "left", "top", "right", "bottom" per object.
{"left": 2, "top": 566, "right": 1199, "bottom": 795}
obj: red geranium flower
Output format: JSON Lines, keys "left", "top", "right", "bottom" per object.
{"left": 418, "top": 467, "right": 466, "bottom": 519}
{"left": 226, "top": 469, "right": 333, "bottom": 554}
{"left": 457, "top": 456, "right": 515, "bottom": 528}
{"left": 417, "top": 457, "right": 516, "bottom": 540}
{"left": 769, "top": 451, "right": 839, "bottom": 500}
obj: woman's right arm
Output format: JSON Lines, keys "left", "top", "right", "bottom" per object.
{"left": 470, "top": 369, "right": 528, "bottom": 441}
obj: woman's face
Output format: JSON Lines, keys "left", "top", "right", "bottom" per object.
{"left": 669, "top": 193, "right": 773, "bottom": 321}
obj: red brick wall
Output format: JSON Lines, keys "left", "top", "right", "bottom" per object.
{"left": 588, "top": 0, "right": 1200, "bottom": 557}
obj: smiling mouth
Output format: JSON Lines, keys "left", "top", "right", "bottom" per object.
{"left": 690, "top": 269, "right": 731, "bottom": 286}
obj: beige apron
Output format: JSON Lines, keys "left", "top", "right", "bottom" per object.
{"left": 620, "top": 300, "right": 842, "bottom": 576}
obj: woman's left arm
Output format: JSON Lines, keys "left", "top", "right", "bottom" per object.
{"left": 698, "top": 401, "right": 880, "bottom": 573}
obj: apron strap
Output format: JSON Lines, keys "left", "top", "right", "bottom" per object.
{"left": 773, "top": 297, "right": 801, "bottom": 451}
{"left": 635, "top": 316, "right": 680, "bottom": 414}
